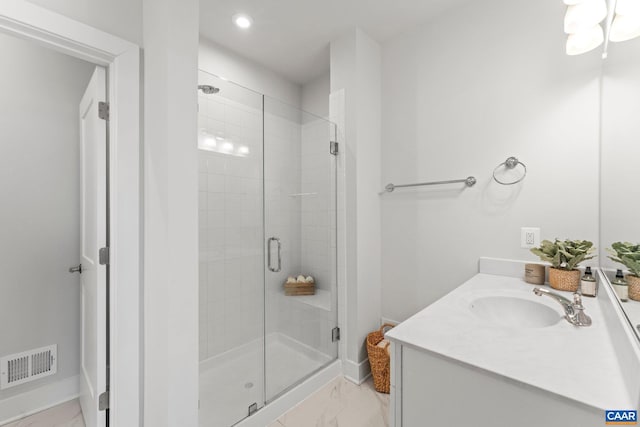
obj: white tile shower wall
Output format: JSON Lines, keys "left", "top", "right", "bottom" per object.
{"left": 264, "top": 107, "right": 303, "bottom": 337}
{"left": 301, "top": 119, "right": 333, "bottom": 294}
{"left": 198, "top": 92, "right": 265, "bottom": 361}
{"left": 265, "top": 109, "right": 337, "bottom": 362}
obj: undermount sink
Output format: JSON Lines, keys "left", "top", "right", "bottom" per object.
{"left": 469, "top": 296, "right": 562, "bottom": 328}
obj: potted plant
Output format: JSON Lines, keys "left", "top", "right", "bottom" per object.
{"left": 607, "top": 242, "right": 640, "bottom": 301}
{"left": 530, "top": 239, "right": 596, "bottom": 292}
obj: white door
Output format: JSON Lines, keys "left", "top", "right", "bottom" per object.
{"left": 79, "top": 66, "right": 108, "bottom": 427}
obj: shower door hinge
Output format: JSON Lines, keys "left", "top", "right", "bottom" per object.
{"left": 330, "top": 141, "right": 339, "bottom": 155}
{"left": 98, "top": 102, "right": 110, "bottom": 121}
{"left": 248, "top": 402, "right": 258, "bottom": 416}
{"left": 99, "top": 247, "right": 110, "bottom": 266}
{"left": 98, "top": 391, "right": 109, "bottom": 411}
{"left": 98, "top": 102, "right": 109, "bottom": 121}
{"left": 332, "top": 327, "right": 341, "bottom": 342}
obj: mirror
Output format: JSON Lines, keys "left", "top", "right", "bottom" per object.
{"left": 600, "top": 35, "right": 640, "bottom": 342}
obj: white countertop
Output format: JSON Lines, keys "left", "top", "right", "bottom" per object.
{"left": 386, "top": 272, "right": 634, "bottom": 410}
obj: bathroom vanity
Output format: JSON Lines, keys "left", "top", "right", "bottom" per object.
{"left": 386, "top": 258, "right": 640, "bottom": 427}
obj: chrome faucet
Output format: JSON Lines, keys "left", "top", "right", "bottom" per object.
{"left": 533, "top": 288, "right": 592, "bottom": 327}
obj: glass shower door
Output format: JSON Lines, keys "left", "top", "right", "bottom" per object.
{"left": 197, "top": 70, "right": 265, "bottom": 427}
{"left": 263, "top": 97, "right": 339, "bottom": 401}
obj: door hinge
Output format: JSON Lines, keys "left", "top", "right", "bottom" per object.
{"left": 98, "top": 102, "right": 110, "bottom": 121}
{"left": 98, "top": 391, "right": 109, "bottom": 411}
{"left": 332, "top": 327, "right": 340, "bottom": 342}
{"left": 99, "top": 247, "right": 110, "bottom": 266}
{"left": 330, "top": 141, "right": 339, "bottom": 155}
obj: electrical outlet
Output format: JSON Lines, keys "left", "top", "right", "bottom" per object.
{"left": 521, "top": 227, "right": 540, "bottom": 248}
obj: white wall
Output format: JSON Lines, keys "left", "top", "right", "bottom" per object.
{"left": 25, "top": 0, "right": 142, "bottom": 45}
{"left": 199, "top": 38, "right": 302, "bottom": 108}
{"left": 302, "top": 73, "right": 330, "bottom": 119}
{"left": 381, "top": 0, "right": 601, "bottom": 322}
{"left": 0, "top": 33, "right": 93, "bottom": 406}
{"left": 600, "top": 37, "right": 640, "bottom": 268}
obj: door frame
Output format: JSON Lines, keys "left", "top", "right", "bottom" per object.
{"left": 0, "top": 1, "right": 141, "bottom": 425}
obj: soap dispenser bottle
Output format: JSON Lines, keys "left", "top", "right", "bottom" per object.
{"left": 612, "top": 269, "right": 628, "bottom": 302}
{"left": 581, "top": 266, "right": 597, "bottom": 297}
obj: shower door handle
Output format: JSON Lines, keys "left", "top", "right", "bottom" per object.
{"left": 267, "top": 237, "right": 281, "bottom": 272}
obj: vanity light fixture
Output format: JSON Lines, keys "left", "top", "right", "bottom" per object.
{"left": 567, "top": 24, "right": 605, "bottom": 54}
{"left": 233, "top": 13, "right": 253, "bottom": 29}
{"left": 563, "top": 0, "right": 608, "bottom": 54}
{"left": 564, "top": 0, "right": 608, "bottom": 33}
{"left": 610, "top": 0, "right": 640, "bottom": 42}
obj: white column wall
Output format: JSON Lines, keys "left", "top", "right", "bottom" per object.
{"left": 143, "top": 0, "right": 199, "bottom": 425}
{"left": 330, "top": 28, "right": 382, "bottom": 382}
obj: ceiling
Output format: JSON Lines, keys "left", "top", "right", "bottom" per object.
{"left": 199, "top": 0, "right": 469, "bottom": 85}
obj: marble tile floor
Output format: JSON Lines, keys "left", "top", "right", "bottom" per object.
{"left": 268, "top": 376, "right": 389, "bottom": 427}
{"left": 2, "top": 399, "right": 84, "bottom": 427}
{"left": 2, "top": 377, "right": 385, "bottom": 427}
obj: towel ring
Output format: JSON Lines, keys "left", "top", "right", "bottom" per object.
{"left": 493, "top": 157, "right": 527, "bottom": 185}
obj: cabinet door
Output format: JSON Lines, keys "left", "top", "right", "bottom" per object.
{"left": 401, "top": 346, "right": 600, "bottom": 427}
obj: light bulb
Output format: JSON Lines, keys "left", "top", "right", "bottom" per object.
{"left": 566, "top": 24, "right": 604, "bottom": 55}
{"left": 610, "top": 14, "right": 640, "bottom": 42}
{"left": 564, "top": 0, "right": 607, "bottom": 33}
{"left": 232, "top": 14, "right": 253, "bottom": 29}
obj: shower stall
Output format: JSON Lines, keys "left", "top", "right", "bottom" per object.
{"left": 197, "top": 70, "right": 339, "bottom": 427}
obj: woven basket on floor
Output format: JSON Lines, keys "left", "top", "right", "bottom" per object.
{"left": 366, "top": 323, "right": 395, "bottom": 394}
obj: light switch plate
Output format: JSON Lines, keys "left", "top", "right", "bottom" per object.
{"left": 521, "top": 227, "right": 540, "bottom": 248}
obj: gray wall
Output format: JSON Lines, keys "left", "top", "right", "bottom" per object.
{"left": 381, "top": 0, "right": 602, "bottom": 322}
{"left": 0, "top": 33, "right": 94, "bottom": 401}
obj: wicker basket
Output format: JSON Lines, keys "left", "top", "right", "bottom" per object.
{"left": 284, "top": 280, "right": 315, "bottom": 296}
{"left": 627, "top": 275, "right": 640, "bottom": 301}
{"left": 548, "top": 268, "right": 580, "bottom": 292}
{"left": 366, "top": 323, "right": 395, "bottom": 394}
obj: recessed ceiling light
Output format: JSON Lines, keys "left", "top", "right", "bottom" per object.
{"left": 233, "top": 13, "right": 253, "bottom": 29}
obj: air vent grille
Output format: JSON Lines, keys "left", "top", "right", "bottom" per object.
{"left": 1, "top": 345, "right": 57, "bottom": 389}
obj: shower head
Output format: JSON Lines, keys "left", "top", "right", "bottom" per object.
{"left": 198, "top": 85, "right": 220, "bottom": 94}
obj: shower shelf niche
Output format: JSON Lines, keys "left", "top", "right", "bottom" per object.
{"left": 284, "top": 288, "right": 331, "bottom": 311}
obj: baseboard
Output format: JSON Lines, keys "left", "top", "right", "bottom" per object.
{"left": 0, "top": 375, "right": 79, "bottom": 425}
{"left": 381, "top": 317, "right": 401, "bottom": 326}
{"left": 343, "top": 358, "right": 371, "bottom": 385}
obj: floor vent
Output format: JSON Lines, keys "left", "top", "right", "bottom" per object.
{"left": 0, "top": 345, "right": 57, "bottom": 389}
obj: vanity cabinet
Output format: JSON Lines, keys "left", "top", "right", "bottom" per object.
{"left": 390, "top": 343, "right": 600, "bottom": 427}
{"left": 386, "top": 259, "right": 637, "bottom": 427}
